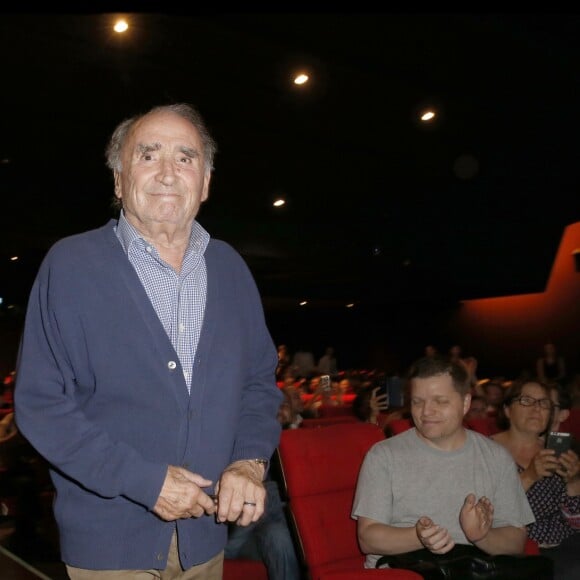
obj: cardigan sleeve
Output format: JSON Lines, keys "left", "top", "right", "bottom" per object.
{"left": 226, "top": 254, "right": 282, "bottom": 465}
{"left": 14, "top": 255, "right": 167, "bottom": 510}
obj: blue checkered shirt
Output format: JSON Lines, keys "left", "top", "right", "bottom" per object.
{"left": 115, "top": 212, "right": 209, "bottom": 392}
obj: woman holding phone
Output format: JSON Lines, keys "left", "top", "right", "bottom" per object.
{"left": 492, "top": 379, "right": 580, "bottom": 580}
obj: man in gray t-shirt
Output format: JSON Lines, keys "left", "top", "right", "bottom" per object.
{"left": 352, "top": 356, "right": 535, "bottom": 569}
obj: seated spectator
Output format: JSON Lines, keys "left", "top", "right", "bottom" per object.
{"left": 449, "top": 344, "right": 478, "bottom": 387}
{"left": 463, "top": 395, "right": 500, "bottom": 436}
{"left": 352, "top": 385, "right": 389, "bottom": 430}
{"left": 276, "top": 344, "right": 291, "bottom": 382}
{"left": 483, "top": 380, "right": 505, "bottom": 417}
{"left": 225, "top": 477, "right": 300, "bottom": 580}
{"left": 291, "top": 346, "right": 316, "bottom": 380}
{"left": 569, "top": 373, "right": 580, "bottom": 409}
{"left": 303, "top": 374, "right": 343, "bottom": 417}
{"left": 0, "top": 412, "right": 17, "bottom": 443}
{"left": 549, "top": 382, "right": 575, "bottom": 436}
{"left": 424, "top": 344, "right": 439, "bottom": 358}
{"left": 492, "top": 379, "right": 580, "bottom": 580}
{"left": 225, "top": 394, "right": 302, "bottom": 579}
{"left": 278, "top": 387, "right": 304, "bottom": 430}
{"left": 352, "top": 356, "right": 545, "bottom": 577}
{"left": 465, "top": 395, "right": 488, "bottom": 422}
{"left": 536, "top": 342, "right": 567, "bottom": 385}
{"left": 317, "top": 346, "right": 338, "bottom": 377}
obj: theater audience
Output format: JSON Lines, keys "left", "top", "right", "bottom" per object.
{"left": 449, "top": 343, "right": 478, "bottom": 387}
{"left": 492, "top": 379, "right": 580, "bottom": 580}
{"left": 536, "top": 342, "right": 567, "bottom": 385}
{"left": 277, "top": 387, "right": 304, "bottom": 430}
{"left": 317, "top": 346, "right": 338, "bottom": 377}
{"left": 352, "top": 385, "right": 389, "bottom": 430}
{"left": 225, "top": 391, "right": 302, "bottom": 579}
{"left": 465, "top": 395, "right": 488, "bottom": 422}
{"left": 482, "top": 380, "right": 505, "bottom": 417}
{"left": 352, "top": 356, "right": 544, "bottom": 577}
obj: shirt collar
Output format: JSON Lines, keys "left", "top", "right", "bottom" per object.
{"left": 114, "top": 210, "right": 210, "bottom": 258}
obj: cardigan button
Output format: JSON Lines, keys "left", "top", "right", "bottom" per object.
{"left": 168, "top": 361, "right": 177, "bottom": 370}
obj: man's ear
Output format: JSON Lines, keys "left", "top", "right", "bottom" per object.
{"left": 114, "top": 172, "right": 122, "bottom": 200}
{"left": 463, "top": 393, "right": 472, "bottom": 416}
{"left": 201, "top": 170, "right": 211, "bottom": 203}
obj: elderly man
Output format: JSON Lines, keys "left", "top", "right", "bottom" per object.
{"left": 14, "top": 103, "right": 282, "bottom": 579}
{"left": 352, "top": 356, "right": 551, "bottom": 578}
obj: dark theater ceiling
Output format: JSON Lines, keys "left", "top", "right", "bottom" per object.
{"left": 1, "top": 11, "right": 580, "bottom": 317}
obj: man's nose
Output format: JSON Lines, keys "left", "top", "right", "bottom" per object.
{"left": 157, "top": 158, "right": 177, "bottom": 183}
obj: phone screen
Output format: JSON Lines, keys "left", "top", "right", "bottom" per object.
{"left": 546, "top": 431, "right": 571, "bottom": 456}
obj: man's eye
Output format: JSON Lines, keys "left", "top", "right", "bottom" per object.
{"left": 179, "top": 156, "right": 192, "bottom": 164}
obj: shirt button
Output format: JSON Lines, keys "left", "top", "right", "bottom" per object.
{"left": 168, "top": 361, "right": 177, "bottom": 370}
{"left": 179, "top": 323, "right": 185, "bottom": 333}
{"left": 156, "top": 553, "right": 164, "bottom": 561}
{"left": 146, "top": 246, "right": 152, "bottom": 253}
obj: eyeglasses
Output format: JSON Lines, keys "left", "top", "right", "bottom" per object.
{"left": 513, "top": 395, "right": 553, "bottom": 410}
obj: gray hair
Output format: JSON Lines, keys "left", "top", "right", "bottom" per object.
{"left": 105, "top": 103, "right": 217, "bottom": 174}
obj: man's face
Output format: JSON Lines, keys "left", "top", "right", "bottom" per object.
{"left": 115, "top": 110, "right": 211, "bottom": 234}
{"left": 466, "top": 399, "right": 487, "bottom": 419}
{"left": 410, "top": 373, "right": 470, "bottom": 450}
{"left": 485, "top": 384, "right": 504, "bottom": 405}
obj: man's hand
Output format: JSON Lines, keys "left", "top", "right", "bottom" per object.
{"left": 215, "top": 459, "right": 266, "bottom": 526}
{"left": 415, "top": 516, "right": 455, "bottom": 554}
{"left": 460, "top": 493, "right": 493, "bottom": 543}
{"left": 153, "top": 465, "right": 217, "bottom": 521}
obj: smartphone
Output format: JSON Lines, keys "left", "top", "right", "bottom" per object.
{"left": 375, "top": 377, "right": 389, "bottom": 396}
{"left": 375, "top": 378, "right": 390, "bottom": 405}
{"left": 546, "top": 431, "right": 572, "bottom": 456}
{"left": 320, "top": 375, "right": 331, "bottom": 393}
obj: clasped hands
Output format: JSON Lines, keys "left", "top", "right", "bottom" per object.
{"left": 153, "top": 460, "right": 266, "bottom": 526}
{"left": 415, "top": 494, "right": 493, "bottom": 554}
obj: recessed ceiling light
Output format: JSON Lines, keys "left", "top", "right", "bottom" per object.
{"left": 114, "top": 19, "right": 129, "bottom": 33}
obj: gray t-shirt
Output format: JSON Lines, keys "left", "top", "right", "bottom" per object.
{"left": 352, "top": 428, "right": 535, "bottom": 568}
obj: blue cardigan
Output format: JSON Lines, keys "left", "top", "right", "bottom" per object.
{"left": 14, "top": 220, "right": 282, "bottom": 570}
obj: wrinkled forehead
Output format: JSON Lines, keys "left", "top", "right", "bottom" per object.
{"left": 126, "top": 111, "right": 203, "bottom": 153}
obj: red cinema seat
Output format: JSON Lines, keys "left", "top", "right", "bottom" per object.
{"left": 276, "top": 422, "right": 421, "bottom": 580}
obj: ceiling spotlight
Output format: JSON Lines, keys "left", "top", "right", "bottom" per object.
{"left": 294, "top": 73, "right": 309, "bottom": 85}
{"left": 10, "top": 256, "right": 18, "bottom": 261}
{"left": 346, "top": 303, "right": 355, "bottom": 308}
{"left": 299, "top": 300, "right": 308, "bottom": 306}
{"left": 273, "top": 198, "right": 286, "bottom": 207}
{"left": 420, "top": 110, "right": 436, "bottom": 122}
{"left": 114, "top": 19, "right": 129, "bottom": 33}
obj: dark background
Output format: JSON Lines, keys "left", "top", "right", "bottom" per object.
{"left": 1, "top": 11, "right": 579, "bottom": 376}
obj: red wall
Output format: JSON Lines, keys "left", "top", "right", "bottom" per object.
{"left": 448, "top": 222, "right": 580, "bottom": 376}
